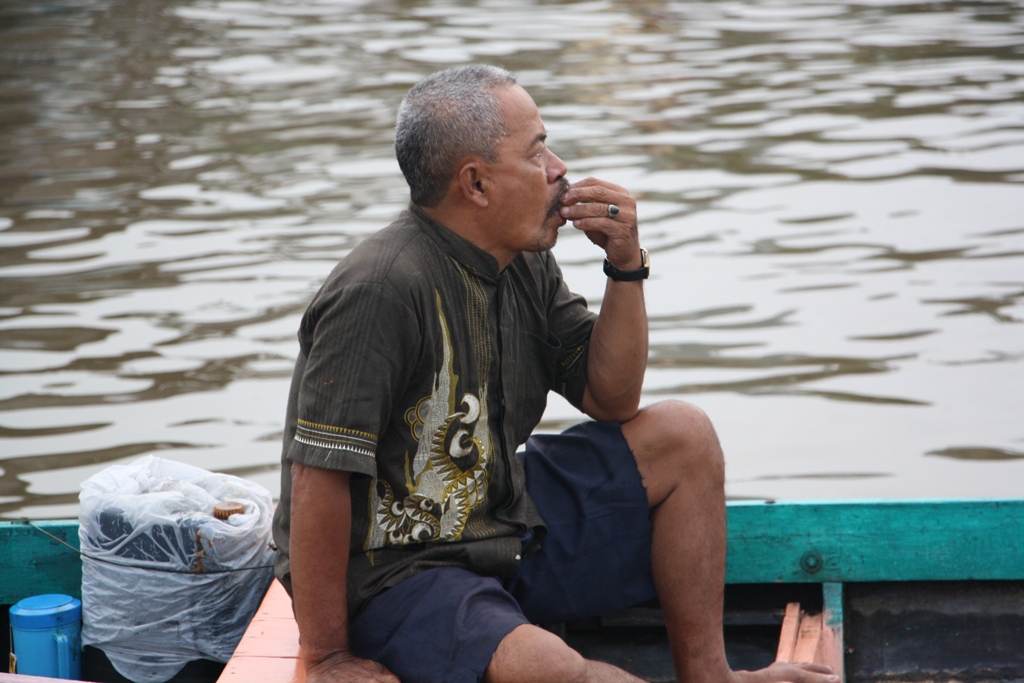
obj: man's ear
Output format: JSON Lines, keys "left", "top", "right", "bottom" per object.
{"left": 457, "top": 159, "right": 488, "bottom": 208}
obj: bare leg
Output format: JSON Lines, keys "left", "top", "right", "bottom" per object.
{"left": 622, "top": 401, "right": 837, "bottom": 683}
{"left": 485, "top": 624, "right": 646, "bottom": 683}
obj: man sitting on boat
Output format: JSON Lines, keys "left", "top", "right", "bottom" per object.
{"left": 271, "top": 65, "right": 838, "bottom": 683}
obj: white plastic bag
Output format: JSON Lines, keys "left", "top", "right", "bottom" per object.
{"left": 79, "top": 455, "right": 276, "bottom": 683}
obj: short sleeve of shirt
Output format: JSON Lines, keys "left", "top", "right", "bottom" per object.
{"left": 286, "top": 282, "right": 419, "bottom": 476}
{"left": 544, "top": 253, "right": 597, "bottom": 410}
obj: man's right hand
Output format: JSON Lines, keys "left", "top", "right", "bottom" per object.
{"left": 306, "top": 651, "right": 401, "bottom": 683}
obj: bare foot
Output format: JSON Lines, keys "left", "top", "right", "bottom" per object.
{"left": 731, "top": 661, "right": 838, "bottom": 683}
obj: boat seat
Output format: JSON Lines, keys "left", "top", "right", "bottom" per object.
{"left": 217, "top": 579, "right": 305, "bottom": 683}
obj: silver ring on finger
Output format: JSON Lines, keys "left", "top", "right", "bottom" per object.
{"left": 607, "top": 204, "right": 620, "bottom": 218}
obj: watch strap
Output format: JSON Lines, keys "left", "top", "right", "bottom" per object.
{"left": 603, "top": 248, "right": 650, "bottom": 281}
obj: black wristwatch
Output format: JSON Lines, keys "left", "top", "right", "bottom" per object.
{"left": 603, "top": 248, "right": 650, "bottom": 282}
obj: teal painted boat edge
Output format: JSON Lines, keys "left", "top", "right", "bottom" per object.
{"left": 726, "top": 499, "right": 1024, "bottom": 583}
{"left": 822, "top": 582, "right": 844, "bottom": 681}
{"left": 0, "top": 520, "right": 82, "bottom": 605}
{"left": 822, "top": 582, "right": 843, "bottom": 631}
{"left": 4, "top": 498, "right": 1024, "bottom": 604}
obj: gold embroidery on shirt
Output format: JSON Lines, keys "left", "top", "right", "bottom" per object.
{"left": 294, "top": 420, "right": 377, "bottom": 456}
{"left": 365, "top": 289, "right": 491, "bottom": 549}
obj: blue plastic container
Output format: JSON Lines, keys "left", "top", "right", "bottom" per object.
{"left": 9, "top": 594, "right": 82, "bottom": 679}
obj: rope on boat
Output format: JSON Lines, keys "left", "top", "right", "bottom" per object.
{"left": 20, "top": 518, "right": 277, "bottom": 575}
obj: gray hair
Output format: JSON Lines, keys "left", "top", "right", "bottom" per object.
{"left": 395, "top": 65, "right": 518, "bottom": 207}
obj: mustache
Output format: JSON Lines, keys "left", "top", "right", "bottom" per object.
{"left": 547, "top": 177, "right": 571, "bottom": 218}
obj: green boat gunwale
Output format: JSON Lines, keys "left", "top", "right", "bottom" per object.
{"left": 4, "top": 498, "right": 1024, "bottom": 606}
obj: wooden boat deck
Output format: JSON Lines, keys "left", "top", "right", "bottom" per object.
{"left": 216, "top": 580, "right": 304, "bottom": 683}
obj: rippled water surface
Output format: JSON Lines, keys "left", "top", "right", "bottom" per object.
{"left": 2, "top": 0, "right": 1023, "bottom": 518}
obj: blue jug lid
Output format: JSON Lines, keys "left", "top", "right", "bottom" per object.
{"left": 9, "top": 594, "right": 82, "bottom": 629}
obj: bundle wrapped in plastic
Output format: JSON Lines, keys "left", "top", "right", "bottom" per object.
{"left": 79, "top": 455, "right": 276, "bottom": 683}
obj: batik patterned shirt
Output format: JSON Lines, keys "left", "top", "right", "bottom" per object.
{"left": 272, "top": 205, "right": 596, "bottom": 616}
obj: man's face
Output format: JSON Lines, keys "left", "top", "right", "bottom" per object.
{"left": 484, "top": 85, "right": 569, "bottom": 258}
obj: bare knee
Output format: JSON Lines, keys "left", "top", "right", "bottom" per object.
{"left": 486, "top": 624, "right": 588, "bottom": 683}
{"left": 622, "top": 400, "right": 724, "bottom": 504}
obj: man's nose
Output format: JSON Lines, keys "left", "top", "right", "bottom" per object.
{"left": 547, "top": 150, "right": 568, "bottom": 182}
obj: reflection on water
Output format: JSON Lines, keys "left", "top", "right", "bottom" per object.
{"left": 1, "top": 0, "right": 1023, "bottom": 518}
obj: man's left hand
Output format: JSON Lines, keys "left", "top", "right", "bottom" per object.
{"left": 560, "top": 177, "right": 641, "bottom": 271}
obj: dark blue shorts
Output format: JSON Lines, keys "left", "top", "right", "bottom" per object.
{"left": 348, "top": 421, "right": 657, "bottom": 683}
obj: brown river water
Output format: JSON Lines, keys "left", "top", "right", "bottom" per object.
{"left": 1, "top": 0, "right": 1023, "bottom": 519}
